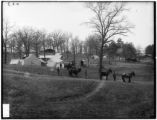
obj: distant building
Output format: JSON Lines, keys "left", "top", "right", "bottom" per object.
{"left": 40, "top": 49, "right": 55, "bottom": 55}
{"left": 45, "top": 49, "right": 55, "bottom": 55}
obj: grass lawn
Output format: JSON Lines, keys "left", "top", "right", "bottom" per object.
{"left": 2, "top": 62, "right": 155, "bottom": 118}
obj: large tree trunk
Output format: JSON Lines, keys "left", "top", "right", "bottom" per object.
{"left": 73, "top": 50, "right": 76, "bottom": 66}
{"left": 99, "top": 43, "right": 104, "bottom": 80}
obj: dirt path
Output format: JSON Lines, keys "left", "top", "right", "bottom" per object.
{"left": 84, "top": 80, "right": 105, "bottom": 99}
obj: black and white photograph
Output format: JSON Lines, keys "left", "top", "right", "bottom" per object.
{"left": 2, "top": 1, "right": 155, "bottom": 119}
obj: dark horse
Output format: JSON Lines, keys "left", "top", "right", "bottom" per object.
{"left": 121, "top": 71, "right": 135, "bottom": 83}
{"left": 125, "top": 58, "right": 137, "bottom": 62}
{"left": 65, "top": 62, "right": 75, "bottom": 70}
{"left": 68, "top": 67, "right": 81, "bottom": 77}
{"left": 100, "top": 68, "right": 112, "bottom": 80}
{"left": 65, "top": 63, "right": 72, "bottom": 70}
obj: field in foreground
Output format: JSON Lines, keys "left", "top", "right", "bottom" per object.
{"left": 3, "top": 63, "right": 155, "bottom": 119}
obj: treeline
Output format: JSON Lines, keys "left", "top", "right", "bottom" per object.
{"left": 3, "top": 25, "right": 153, "bottom": 64}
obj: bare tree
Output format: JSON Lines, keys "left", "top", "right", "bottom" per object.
{"left": 32, "top": 30, "right": 42, "bottom": 57}
{"left": 86, "top": 2, "right": 134, "bottom": 79}
{"left": 51, "top": 31, "right": 64, "bottom": 53}
{"left": 8, "top": 34, "right": 16, "bottom": 58}
{"left": 3, "top": 20, "right": 14, "bottom": 64}
{"left": 11, "top": 31, "right": 23, "bottom": 59}
{"left": 17, "top": 28, "right": 34, "bottom": 57}
{"left": 85, "top": 34, "right": 100, "bottom": 55}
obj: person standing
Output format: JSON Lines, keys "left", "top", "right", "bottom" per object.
{"left": 56, "top": 63, "right": 60, "bottom": 76}
{"left": 60, "top": 63, "right": 62, "bottom": 76}
{"left": 113, "top": 71, "right": 116, "bottom": 81}
{"left": 85, "top": 68, "right": 88, "bottom": 79}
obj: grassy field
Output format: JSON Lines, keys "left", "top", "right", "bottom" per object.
{"left": 2, "top": 62, "right": 155, "bottom": 118}
{"left": 4, "top": 61, "right": 154, "bottom": 81}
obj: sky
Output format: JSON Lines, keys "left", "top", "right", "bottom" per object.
{"left": 3, "top": 2, "right": 154, "bottom": 52}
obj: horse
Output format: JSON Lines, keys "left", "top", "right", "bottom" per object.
{"left": 125, "top": 58, "right": 137, "bottom": 62}
{"left": 121, "top": 71, "right": 135, "bottom": 83}
{"left": 100, "top": 68, "right": 112, "bottom": 80}
{"left": 68, "top": 67, "right": 81, "bottom": 77}
{"left": 65, "top": 63, "right": 73, "bottom": 70}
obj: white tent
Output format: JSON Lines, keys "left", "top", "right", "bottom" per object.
{"left": 10, "top": 59, "right": 24, "bottom": 65}
{"left": 22, "top": 54, "right": 41, "bottom": 66}
{"left": 47, "top": 53, "right": 63, "bottom": 71}
{"left": 10, "top": 59, "right": 21, "bottom": 65}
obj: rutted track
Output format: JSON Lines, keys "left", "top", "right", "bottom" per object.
{"left": 3, "top": 69, "right": 106, "bottom": 103}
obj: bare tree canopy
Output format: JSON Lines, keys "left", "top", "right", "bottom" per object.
{"left": 86, "top": 2, "right": 134, "bottom": 40}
